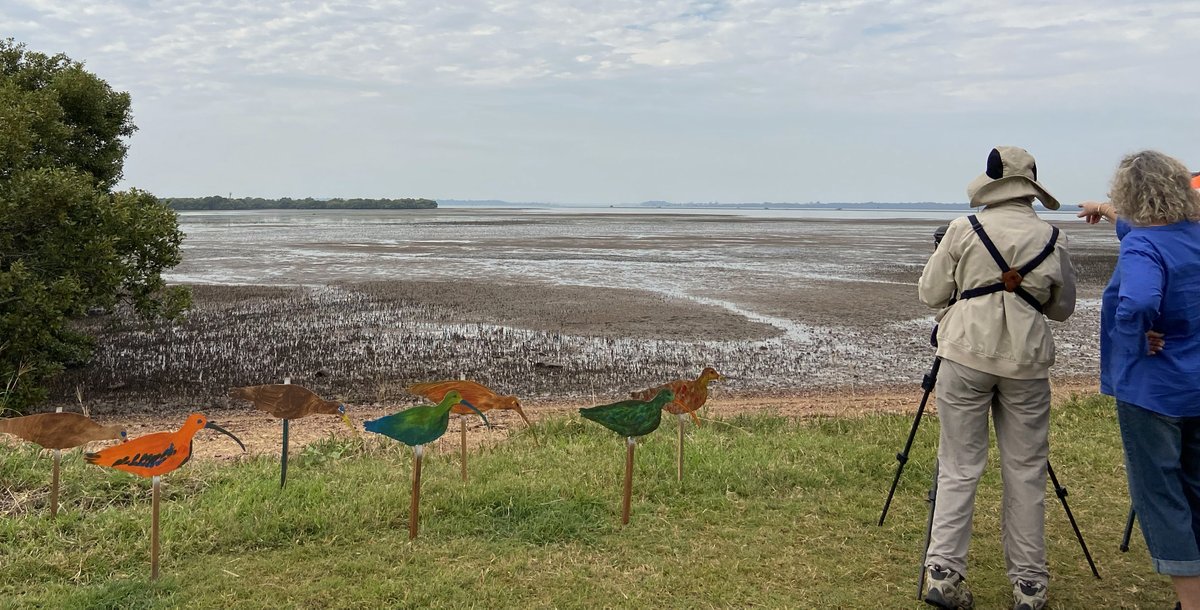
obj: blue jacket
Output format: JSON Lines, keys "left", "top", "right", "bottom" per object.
{"left": 1100, "top": 219, "right": 1200, "bottom": 416}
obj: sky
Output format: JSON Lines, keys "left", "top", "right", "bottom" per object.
{"left": 5, "top": 0, "right": 1199, "bottom": 204}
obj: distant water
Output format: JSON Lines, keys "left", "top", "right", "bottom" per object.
{"left": 445, "top": 205, "right": 1081, "bottom": 221}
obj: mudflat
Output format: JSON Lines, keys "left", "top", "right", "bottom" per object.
{"left": 49, "top": 210, "right": 1117, "bottom": 427}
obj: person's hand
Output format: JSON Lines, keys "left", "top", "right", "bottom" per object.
{"left": 1077, "top": 201, "right": 1115, "bottom": 224}
{"left": 1147, "top": 330, "right": 1165, "bottom": 355}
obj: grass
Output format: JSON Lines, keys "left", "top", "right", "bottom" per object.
{"left": 0, "top": 393, "right": 1177, "bottom": 609}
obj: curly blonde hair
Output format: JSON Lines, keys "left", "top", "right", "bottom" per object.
{"left": 1109, "top": 150, "right": 1200, "bottom": 226}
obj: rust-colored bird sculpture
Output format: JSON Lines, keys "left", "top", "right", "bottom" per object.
{"left": 229, "top": 383, "right": 353, "bottom": 488}
{"left": 85, "top": 413, "right": 245, "bottom": 478}
{"left": 85, "top": 413, "right": 245, "bottom": 581}
{"left": 630, "top": 366, "right": 723, "bottom": 426}
{"left": 0, "top": 412, "right": 127, "bottom": 449}
{"left": 0, "top": 411, "right": 127, "bottom": 517}
{"left": 408, "top": 379, "right": 536, "bottom": 481}
{"left": 630, "top": 367, "right": 723, "bottom": 482}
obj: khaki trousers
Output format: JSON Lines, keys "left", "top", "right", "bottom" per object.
{"left": 925, "top": 358, "right": 1051, "bottom": 587}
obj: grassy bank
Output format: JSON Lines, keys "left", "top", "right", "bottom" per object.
{"left": 0, "top": 393, "right": 1174, "bottom": 608}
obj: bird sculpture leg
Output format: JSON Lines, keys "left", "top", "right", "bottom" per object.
{"left": 460, "top": 416, "right": 468, "bottom": 482}
{"left": 622, "top": 437, "right": 636, "bottom": 526}
{"left": 151, "top": 475, "right": 161, "bottom": 581}
{"left": 677, "top": 414, "right": 687, "bottom": 483}
{"left": 280, "top": 418, "right": 290, "bottom": 489}
{"left": 410, "top": 445, "right": 424, "bottom": 540}
{"left": 51, "top": 449, "right": 62, "bottom": 518}
{"left": 51, "top": 405, "right": 63, "bottom": 518}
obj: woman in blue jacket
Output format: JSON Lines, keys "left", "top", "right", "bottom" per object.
{"left": 1089, "top": 150, "right": 1200, "bottom": 609}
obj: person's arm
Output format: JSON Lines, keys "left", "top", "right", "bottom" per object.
{"left": 1043, "top": 238, "right": 1076, "bottom": 321}
{"left": 1077, "top": 201, "right": 1117, "bottom": 224}
{"left": 1113, "top": 239, "right": 1165, "bottom": 356}
{"left": 918, "top": 221, "right": 960, "bottom": 308}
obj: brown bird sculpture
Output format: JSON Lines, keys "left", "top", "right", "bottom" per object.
{"left": 407, "top": 379, "right": 536, "bottom": 481}
{"left": 229, "top": 383, "right": 353, "bottom": 487}
{"left": 630, "top": 366, "right": 723, "bottom": 426}
{"left": 0, "top": 412, "right": 127, "bottom": 449}
{"left": 630, "top": 366, "right": 723, "bottom": 482}
{"left": 0, "top": 411, "right": 127, "bottom": 517}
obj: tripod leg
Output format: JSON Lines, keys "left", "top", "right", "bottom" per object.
{"left": 1120, "top": 505, "right": 1136, "bottom": 552}
{"left": 917, "top": 458, "right": 939, "bottom": 600}
{"left": 1047, "top": 461, "right": 1100, "bottom": 579}
{"left": 881, "top": 356, "right": 941, "bottom": 526}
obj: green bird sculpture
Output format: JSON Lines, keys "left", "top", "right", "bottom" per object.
{"left": 364, "top": 390, "right": 490, "bottom": 540}
{"left": 364, "top": 390, "right": 489, "bottom": 447}
{"left": 579, "top": 389, "right": 674, "bottom": 526}
{"left": 579, "top": 389, "right": 674, "bottom": 438}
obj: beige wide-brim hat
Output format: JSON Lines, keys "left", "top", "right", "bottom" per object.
{"left": 966, "top": 146, "right": 1060, "bottom": 210}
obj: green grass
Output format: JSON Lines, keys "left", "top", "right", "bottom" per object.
{"left": 0, "top": 393, "right": 1177, "bottom": 609}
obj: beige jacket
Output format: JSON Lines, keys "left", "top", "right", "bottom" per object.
{"left": 918, "top": 201, "right": 1076, "bottom": 379}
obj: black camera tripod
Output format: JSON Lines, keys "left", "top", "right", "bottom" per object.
{"left": 879, "top": 353, "right": 1101, "bottom": 600}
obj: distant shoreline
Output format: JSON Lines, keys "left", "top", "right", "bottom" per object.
{"left": 164, "top": 196, "right": 437, "bottom": 210}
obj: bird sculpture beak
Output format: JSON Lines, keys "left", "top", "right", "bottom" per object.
{"left": 511, "top": 406, "right": 539, "bottom": 446}
{"left": 204, "top": 421, "right": 247, "bottom": 452}
{"left": 460, "top": 400, "right": 491, "bottom": 429}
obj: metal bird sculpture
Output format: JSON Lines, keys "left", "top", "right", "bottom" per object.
{"left": 85, "top": 413, "right": 245, "bottom": 581}
{"left": 0, "top": 412, "right": 127, "bottom": 449}
{"left": 631, "top": 367, "right": 723, "bottom": 481}
{"left": 407, "top": 379, "right": 536, "bottom": 481}
{"left": 579, "top": 389, "right": 674, "bottom": 525}
{"left": 229, "top": 382, "right": 353, "bottom": 488}
{"left": 364, "top": 391, "right": 490, "bottom": 539}
{"left": 0, "top": 411, "right": 127, "bottom": 517}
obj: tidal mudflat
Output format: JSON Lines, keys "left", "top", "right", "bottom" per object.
{"left": 51, "top": 208, "right": 1118, "bottom": 418}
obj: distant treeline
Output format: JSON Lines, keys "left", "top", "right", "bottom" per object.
{"left": 165, "top": 196, "right": 437, "bottom": 210}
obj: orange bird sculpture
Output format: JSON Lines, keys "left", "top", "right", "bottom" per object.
{"left": 630, "top": 367, "right": 724, "bottom": 426}
{"left": 0, "top": 412, "right": 126, "bottom": 449}
{"left": 85, "top": 413, "right": 245, "bottom": 478}
{"left": 407, "top": 380, "right": 535, "bottom": 441}
{"left": 407, "top": 379, "right": 536, "bottom": 481}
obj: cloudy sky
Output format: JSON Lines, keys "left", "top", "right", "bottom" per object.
{"left": 5, "top": 1, "right": 1198, "bottom": 203}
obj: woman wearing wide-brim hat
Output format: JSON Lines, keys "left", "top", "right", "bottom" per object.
{"left": 918, "top": 146, "right": 1078, "bottom": 610}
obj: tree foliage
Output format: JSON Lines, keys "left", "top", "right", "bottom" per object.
{"left": 1, "top": 39, "right": 189, "bottom": 412}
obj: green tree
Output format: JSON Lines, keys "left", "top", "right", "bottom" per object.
{"left": 0, "top": 39, "right": 189, "bottom": 412}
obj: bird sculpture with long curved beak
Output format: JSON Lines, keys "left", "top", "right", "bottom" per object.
{"left": 631, "top": 367, "right": 723, "bottom": 481}
{"left": 364, "top": 391, "right": 490, "bottom": 539}
{"left": 0, "top": 411, "right": 127, "bottom": 517}
{"left": 85, "top": 413, "right": 245, "bottom": 581}
{"left": 580, "top": 389, "right": 675, "bottom": 525}
{"left": 408, "top": 379, "right": 536, "bottom": 481}
{"left": 229, "top": 383, "right": 353, "bottom": 488}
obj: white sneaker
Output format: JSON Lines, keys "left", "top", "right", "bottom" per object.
{"left": 924, "top": 564, "right": 974, "bottom": 610}
{"left": 1012, "top": 579, "right": 1047, "bottom": 610}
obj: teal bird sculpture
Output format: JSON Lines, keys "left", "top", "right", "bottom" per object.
{"left": 579, "top": 389, "right": 674, "bottom": 438}
{"left": 579, "top": 389, "right": 674, "bottom": 526}
{"left": 364, "top": 390, "right": 489, "bottom": 446}
{"left": 364, "top": 390, "right": 490, "bottom": 539}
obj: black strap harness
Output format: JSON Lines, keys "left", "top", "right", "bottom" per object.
{"left": 957, "top": 215, "right": 1059, "bottom": 313}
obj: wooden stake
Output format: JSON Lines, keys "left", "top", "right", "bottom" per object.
{"left": 409, "top": 445, "right": 424, "bottom": 540}
{"left": 622, "top": 437, "right": 635, "bottom": 526}
{"left": 280, "top": 377, "right": 291, "bottom": 488}
{"left": 151, "top": 476, "right": 161, "bottom": 581}
{"left": 460, "top": 416, "right": 468, "bottom": 482}
{"left": 677, "top": 413, "right": 686, "bottom": 483}
{"left": 280, "top": 418, "right": 290, "bottom": 488}
{"left": 51, "top": 406, "right": 62, "bottom": 518}
{"left": 51, "top": 450, "right": 61, "bottom": 518}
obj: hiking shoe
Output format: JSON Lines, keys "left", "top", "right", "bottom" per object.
{"left": 1012, "top": 579, "right": 1047, "bottom": 610}
{"left": 924, "top": 565, "right": 974, "bottom": 610}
